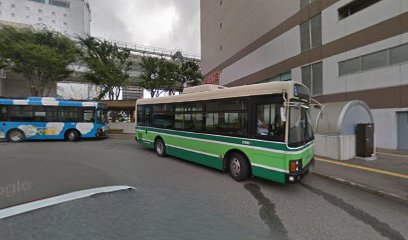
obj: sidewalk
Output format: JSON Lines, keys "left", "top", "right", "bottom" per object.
{"left": 313, "top": 150, "right": 408, "bottom": 204}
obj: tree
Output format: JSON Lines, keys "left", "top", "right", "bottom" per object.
{"left": 79, "top": 36, "right": 131, "bottom": 100}
{"left": 176, "top": 60, "right": 202, "bottom": 93}
{"left": 170, "top": 51, "right": 202, "bottom": 94}
{"left": 0, "top": 26, "right": 78, "bottom": 96}
{"left": 139, "top": 55, "right": 202, "bottom": 98}
{"left": 138, "top": 56, "right": 178, "bottom": 98}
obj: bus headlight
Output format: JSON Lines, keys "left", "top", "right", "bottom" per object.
{"left": 0, "top": 131, "right": 4, "bottom": 139}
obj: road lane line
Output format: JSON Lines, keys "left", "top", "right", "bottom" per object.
{"left": 377, "top": 152, "right": 408, "bottom": 159}
{"left": 0, "top": 185, "right": 135, "bottom": 220}
{"left": 315, "top": 157, "right": 408, "bottom": 180}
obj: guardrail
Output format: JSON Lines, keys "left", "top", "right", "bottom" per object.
{"left": 96, "top": 38, "right": 201, "bottom": 62}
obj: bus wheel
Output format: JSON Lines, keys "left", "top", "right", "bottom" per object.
{"left": 66, "top": 130, "right": 80, "bottom": 142}
{"left": 7, "top": 129, "right": 25, "bottom": 143}
{"left": 155, "top": 138, "right": 166, "bottom": 157}
{"left": 229, "top": 152, "right": 250, "bottom": 182}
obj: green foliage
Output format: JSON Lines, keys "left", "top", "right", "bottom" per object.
{"left": 139, "top": 56, "right": 175, "bottom": 98}
{"left": 79, "top": 36, "right": 131, "bottom": 100}
{"left": 176, "top": 60, "right": 202, "bottom": 93}
{"left": 0, "top": 26, "right": 78, "bottom": 96}
{"left": 139, "top": 55, "right": 202, "bottom": 97}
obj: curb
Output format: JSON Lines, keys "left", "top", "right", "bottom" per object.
{"left": 312, "top": 171, "right": 408, "bottom": 205}
{"left": 108, "top": 134, "right": 134, "bottom": 137}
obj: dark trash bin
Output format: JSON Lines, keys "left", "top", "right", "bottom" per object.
{"left": 356, "top": 123, "right": 374, "bottom": 157}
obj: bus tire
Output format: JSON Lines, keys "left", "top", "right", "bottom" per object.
{"left": 154, "top": 138, "right": 166, "bottom": 157}
{"left": 66, "top": 130, "right": 80, "bottom": 142}
{"left": 229, "top": 152, "right": 250, "bottom": 182}
{"left": 7, "top": 129, "right": 25, "bottom": 143}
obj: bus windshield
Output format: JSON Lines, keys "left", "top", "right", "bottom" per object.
{"left": 97, "top": 110, "right": 108, "bottom": 124}
{"left": 288, "top": 104, "right": 313, "bottom": 147}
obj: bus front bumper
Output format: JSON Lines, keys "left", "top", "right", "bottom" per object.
{"left": 0, "top": 131, "right": 5, "bottom": 139}
{"left": 286, "top": 158, "right": 315, "bottom": 183}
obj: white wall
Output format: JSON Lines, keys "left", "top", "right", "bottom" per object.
{"left": 109, "top": 122, "right": 135, "bottom": 134}
{"left": 322, "top": 33, "right": 408, "bottom": 95}
{"left": 322, "top": 0, "right": 407, "bottom": 45}
{"left": 201, "top": 0, "right": 299, "bottom": 75}
{"left": 220, "top": 26, "right": 300, "bottom": 85}
{"left": 371, "top": 108, "right": 399, "bottom": 149}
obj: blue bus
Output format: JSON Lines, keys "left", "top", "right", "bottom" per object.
{"left": 0, "top": 97, "right": 109, "bottom": 142}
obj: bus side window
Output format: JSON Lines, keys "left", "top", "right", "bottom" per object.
{"left": 8, "top": 105, "right": 34, "bottom": 122}
{"left": 0, "top": 105, "right": 7, "bottom": 121}
{"left": 205, "top": 100, "right": 247, "bottom": 136}
{"left": 137, "top": 106, "right": 145, "bottom": 126}
{"left": 83, "top": 108, "right": 95, "bottom": 123}
{"left": 144, "top": 106, "right": 152, "bottom": 126}
{"left": 33, "top": 106, "right": 47, "bottom": 122}
{"left": 33, "top": 106, "right": 58, "bottom": 122}
{"left": 59, "top": 107, "right": 81, "bottom": 122}
{"left": 255, "top": 104, "right": 285, "bottom": 142}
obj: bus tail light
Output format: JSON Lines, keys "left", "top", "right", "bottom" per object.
{"left": 289, "top": 160, "right": 301, "bottom": 173}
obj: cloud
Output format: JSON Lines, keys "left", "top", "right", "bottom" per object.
{"left": 88, "top": 0, "right": 200, "bottom": 56}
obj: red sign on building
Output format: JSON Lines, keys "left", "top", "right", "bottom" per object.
{"left": 203, "top": 71, "right": 220, "bottom": 85}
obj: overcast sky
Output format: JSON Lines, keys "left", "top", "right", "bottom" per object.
{"left": 88, "top": 0, "right": 201, "bottom": 56}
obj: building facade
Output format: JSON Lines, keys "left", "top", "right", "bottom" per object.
{"left": 0, "top": 0, "right": 91, "bottom": 98}
{"left": 200, "top": 0, "right": 408, "bottom": 150}
{"left": 0, "top": 0, "right": 91, "bottom": 37}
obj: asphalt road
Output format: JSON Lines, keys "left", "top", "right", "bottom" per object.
{"left": 0, "top": 136, "right": 407, "bottom": 240}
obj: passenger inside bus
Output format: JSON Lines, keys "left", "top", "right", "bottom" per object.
{"left": 256, "top": 104, "right": 285, "bottom": 139}
{"left": 257, "top": 110, "right": 270, "bottom": 135}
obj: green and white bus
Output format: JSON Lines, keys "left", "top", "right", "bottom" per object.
{"left": 135, "top": 81, "right": 314, "bottom": 184}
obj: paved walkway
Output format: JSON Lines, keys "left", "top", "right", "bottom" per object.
{"left": 314, "top": 150, "right": 408, "bottom": 203}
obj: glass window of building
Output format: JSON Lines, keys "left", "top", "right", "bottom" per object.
{"left": 49, "top": 0, "right": 70, "bottom": 8}
{"left": 300, "top": 14, "right": 322, "bottom": 52}
{"left": 338, "top": 0, "right": 382, "bottom": 20}
{"left": 389, "top": 44, "right": 408, "bottom": 65}
{"left": 301, "top": 62, "right": 323, "bottom": 96}
{"left": 361, "top": 50, "right": 387, "bottom": 71}
{"left": 339, "top": 43, "right": 408, "bottom": 76}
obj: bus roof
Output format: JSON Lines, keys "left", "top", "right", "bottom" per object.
{"left": 0, "top": 97, "right": 99, "bottom": 107}
{"left": 137, "top": 81, "right": 309, "bottom": 105}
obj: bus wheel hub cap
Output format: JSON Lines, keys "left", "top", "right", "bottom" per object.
{"left": 231, "top": 158, "right": 240, "bottom": 176}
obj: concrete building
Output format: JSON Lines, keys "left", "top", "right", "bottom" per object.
{"left": 0, "top": 0, "right": 91, "bottom": 98}
{"left": 200, "top": 0, "right": 408, "bottom": 150}
{"left": 0, "top": 0, "right": 91, "bottom": 37}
